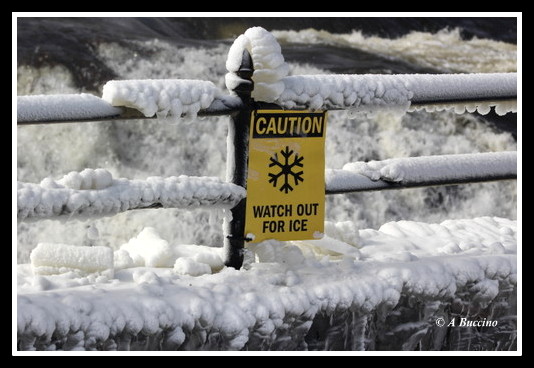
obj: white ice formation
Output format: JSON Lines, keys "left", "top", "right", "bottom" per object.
{"left": 225, "top": 26, "right": 289, "bottom": 102}
{"left": 102, "top": 79, "right": 222, "bottom": 118}
{"left": 113, "top": 227, "right": 224, "bottom": 273}
{"left": 17, "top": 169, "right": 246, "bottom": 220}
{"left": 274, "top": 73, "right": 516, "bottom": 115}
{"left": 17, "top": 217, "right": 516, "bottom": 351}
{"left": 30, "top": 243, "right": 114, "bottom": 276}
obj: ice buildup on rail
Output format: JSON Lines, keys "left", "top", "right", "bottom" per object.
{"left": 102, "top": 79, "right": 222, "bottom": 119}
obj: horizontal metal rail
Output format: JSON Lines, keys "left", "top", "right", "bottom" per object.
{"left": 17, "top": 73, "right": 517, "bottom": 125}
{"left": 17, "top": 151, "right": 517, "bottom": 220}
{"left": 17, "top": 172, "right": 516, "bottom": 220}
{"left": 17, "top": 176, "right": 246, "bottom": 221}
{"left": 325, "top": 170, "right": 516, "bottom": 194}
{"left": 327, "top": 151, "right": 517, "bottom": 194}
{"left": 16, "top": 94, "right": 245, "bottom": 125}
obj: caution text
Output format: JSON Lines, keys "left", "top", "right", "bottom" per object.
{"left": 252, "top": 112, "right": 326, "bottom": 138}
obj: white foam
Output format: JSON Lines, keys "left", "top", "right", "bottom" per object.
{"left": 272, "top": 28, "right": 517, "bottom": 74}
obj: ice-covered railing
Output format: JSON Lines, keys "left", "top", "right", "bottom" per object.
{"left": 17, "top": 152, "right": 517, "bottom": 220}
{"left": 17, "top": 170, "right": 246, "bottom": 221}
{"left": 224, "top": 26, "right": 516, "bottom": 115}
{"left": 17, "top": 83, "right": 243, "bottom": 124}
{"left": 17, "top": 94, "right": 123, "bottom": 123}
{"left": 326, "top": 151, "right": 517, "bottom": 194}
{"left": 273, "top": 73, "right": 516, "bottom": 115}
{"left": 17, "top": 73, "right": 516, "bottom": 125}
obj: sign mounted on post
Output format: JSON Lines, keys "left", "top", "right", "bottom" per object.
{"left": 245, "top": 109, "right": 327, "bottom": 243}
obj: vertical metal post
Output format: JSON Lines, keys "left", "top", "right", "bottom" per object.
{"left": 223, "top": 50, "right": 254, "bottom": 269}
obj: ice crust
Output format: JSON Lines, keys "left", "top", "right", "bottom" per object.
{"left": 17, "top": 217, "right": 516, "bottom": 351}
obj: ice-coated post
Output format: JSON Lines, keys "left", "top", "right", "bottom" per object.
{"left": 223, "top": 50, "right": 254, "bottom": 269}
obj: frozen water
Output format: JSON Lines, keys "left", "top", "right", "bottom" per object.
{"left": 17, "top": 217, "right": 516, "bottom": 351}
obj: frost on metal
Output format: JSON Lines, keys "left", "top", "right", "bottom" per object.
{"left": 17, "top": 94, "right": 122, "bottom": 122}
{"left": 275, "top": 73, "right": 516, "bottom": 115}
{"left": 17, "top": 170, "right": 246, "bottom": 220}
{"left": 341, "top": 151, "right": 517, "bottom": 184}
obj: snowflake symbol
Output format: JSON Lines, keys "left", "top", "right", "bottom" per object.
{"left": 268, "top": 146, "right": 304, "bottom": 193}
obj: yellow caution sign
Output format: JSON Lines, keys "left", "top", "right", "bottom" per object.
{"left": 245, "top": 109, "right": 327, "bottom": 243}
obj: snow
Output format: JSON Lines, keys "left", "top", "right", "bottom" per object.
{"left": 102, "top": 79, "right": 222, "bottom": 119}
{"left": 17, "top": 94, "right": 122, "bottom": 122}
{"left": 17, "top": 170, "right": 246, "bottom": 220}
{"left": 30, "top": 243, "right": 113, "bottom": 276}
{"left": 17, "top": 216, "right": 516, "bottom": 350}
{"left": 325, "top": 169, "right": 392, "bottom": 193}
{"left": 117, "top": 227, "right": 175, "bottom": 268}
{"left": 225, "top": 26, "right": 289, "bottom": 102}
{"left": 401, "top": 72, "right": 516, "bottom": 104}
{"left": 342, "top": 151, "right": 517, "bottom": 184}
